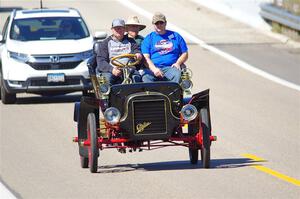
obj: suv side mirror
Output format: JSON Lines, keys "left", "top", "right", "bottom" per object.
{"left": 0, "top": 35, "right": 3, "bottom": 43}
{"left": 94, "top": 31, "right": 107, "bottom": 40}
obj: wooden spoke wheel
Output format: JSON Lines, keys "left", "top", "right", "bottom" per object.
{"left": 87, "top": 113, "right": 99, "bottom": 173}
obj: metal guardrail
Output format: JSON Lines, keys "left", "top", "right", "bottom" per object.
{"left": 260, "top": 3, "right": 300, "bottom": 31}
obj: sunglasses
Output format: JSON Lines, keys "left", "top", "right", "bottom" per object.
{"left": 154, "top": 21, "right": 165, "bottom": 25}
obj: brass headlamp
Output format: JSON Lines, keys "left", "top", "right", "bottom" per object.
{"left": 96, "top": 74, "right": 110, "bottom": 99}
{"left": 180, "top": 68, "right": 193, "bottom": 91}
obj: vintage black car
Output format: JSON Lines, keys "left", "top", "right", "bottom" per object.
{"left": 73, "top": 54, "right": 217, "bottom": 173}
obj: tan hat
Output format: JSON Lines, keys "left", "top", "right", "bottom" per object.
{"left": 152, "top": 12, "right": 166, "bottom": 24}
{"left": 125, "top": 16, "right": 146, "bottom": 31}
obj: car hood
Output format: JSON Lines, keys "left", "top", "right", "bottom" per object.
{"left": 6, "top": 37, "right": 93, "bottom": 55}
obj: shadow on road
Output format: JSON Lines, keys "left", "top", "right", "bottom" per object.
{"left": 15, "top": 94, "right": 81, "bottom": 104}
{"left": 96, "top": 158, "right": 265, "bottom": 174}
{"left": 212, "top": 158, "right": 265, "bottom": 168}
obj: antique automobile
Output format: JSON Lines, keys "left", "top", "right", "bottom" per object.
{"left": 72, "top": 54, "right": 217, "bottom": 173}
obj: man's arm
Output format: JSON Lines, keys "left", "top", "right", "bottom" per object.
{"left": 96, "top": 39, "right": 113, "bottom": 73}
{"left": 143, "top": 54, "right": 164, "bottom": 78}
{"left": 172, "top": 52, "right": 188, "bottom": 69}
{"left": 129, "top": 38, "right": 143, "bottom": 61}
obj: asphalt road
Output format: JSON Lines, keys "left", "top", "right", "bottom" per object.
{"left": 0, "top": 0, "right": 300, "bottom": 199}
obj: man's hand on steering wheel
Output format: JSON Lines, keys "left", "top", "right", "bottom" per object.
{"left": 135, "top": 53, "right": 143, "bottom": 62}
{"left": 112, "top": 68, "right": 122, "bottom": 76}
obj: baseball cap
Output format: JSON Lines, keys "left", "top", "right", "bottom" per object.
{"left": 152, "top": 12, "right": 166, "bottom": 24}
{"left": 112, "top": 18, "right": 125, "bottom": 28}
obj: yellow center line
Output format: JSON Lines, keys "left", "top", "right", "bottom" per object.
{"left": 242, "top": 154, "right": 300, "bottom": 187}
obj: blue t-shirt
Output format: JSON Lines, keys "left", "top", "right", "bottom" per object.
{"left": 141, "top": 30, "right": 188, "bottom": 68}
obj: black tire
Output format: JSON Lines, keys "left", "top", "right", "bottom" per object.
{"left": 201, "top": 125, "right": 210, "bottom": 169}
{"left": 80, "top": 156, "right": 89, "bottom": 168}
{"left": 189, "top": 146, "right": 199, "bottom": 164}
{"left": 87, "top": 113, "right": 99, "bottom": 173}
{"left": 188, "top": 114, "right": 200, "bottom": 165}
{"left": 200, "top": 108, "right": 211, "bottom": 168}
{"left": 0, "top": 81, "right": 16, "bottom": 104}
{"left": 200, "top": 108, "right": 210, "bottom": 131}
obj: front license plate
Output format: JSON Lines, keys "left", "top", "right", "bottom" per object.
{"left": 47, "top": 73, "right": 65, "bottom": 83}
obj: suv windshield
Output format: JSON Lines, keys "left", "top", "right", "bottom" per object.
{"left": 10, "top": 17, "right": 90, "bottom": 41}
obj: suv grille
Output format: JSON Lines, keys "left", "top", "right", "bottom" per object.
{"left": 28, "top": 61, "right": 81, "bottom": 70}
{"left": 133, "top": 99, "right": 167, "bottom": 135}
{"left": 27, "top": 53, "right": 84, "bottom": 70}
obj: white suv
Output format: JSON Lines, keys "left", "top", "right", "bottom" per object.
{"left": 0, "top": 8, "right": 102, "bottom": 104}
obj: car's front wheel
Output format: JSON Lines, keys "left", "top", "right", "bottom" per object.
{"left": 87, "top": 113, "right": 99, "bottom": 173}
{"left": 201, "top": 143, "right": 210, "bottom": 168}
{"left": 0, "top": 77, "right": 17, "bottom": 104}
{"left": 200, "top": 109, "right": 211, "bottom": 168}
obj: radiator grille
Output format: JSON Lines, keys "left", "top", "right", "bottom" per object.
{"left": 133, "top": 99, "right": 167, "bottom": 135}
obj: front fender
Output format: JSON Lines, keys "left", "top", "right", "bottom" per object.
{"left": 190, "top": 89, "right": 211, "bottom": 131}
{"left": 190, "top": 89, "right": 210, "bottom": 110}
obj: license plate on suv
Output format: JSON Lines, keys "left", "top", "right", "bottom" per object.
{"left": 47, "top": 73, "right": 65, "bottom": 83}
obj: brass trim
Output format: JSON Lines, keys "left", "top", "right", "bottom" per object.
{"left": 90, "top": 75, "right": 100, "bottom": 99}
{"left": 91, "top": 74, "right": 110, "bottom": 99}
{"left": 136, "top": 122, "right": 152, "bottom": 134}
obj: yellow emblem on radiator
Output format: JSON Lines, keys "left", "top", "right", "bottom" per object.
{"left": 136, "top": 122, "right": 151, "bottom": 134}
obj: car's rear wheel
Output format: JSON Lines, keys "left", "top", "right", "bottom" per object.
{"left": 189, "top": 145, "right": 199, "bottom": 164}
{"left": 87, "top": 113, "right": 99, "bottom": 173}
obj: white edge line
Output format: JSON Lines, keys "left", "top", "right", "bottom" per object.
{"left": 117, "top": 0, "right": 300, "bottom": 92}
{"left": 0, "top": 182, "right": 17, "bottom": 199}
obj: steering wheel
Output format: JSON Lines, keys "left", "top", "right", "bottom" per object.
{"left": 111, "top": 54, "right": 140, "bottom": 68}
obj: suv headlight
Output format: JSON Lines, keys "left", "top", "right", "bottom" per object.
{"left": 8, "top": 51, "right": 29, "bottom": 62}
{"left": 181, "top": 104, "right": 198, "bottom": 121}
{"left": 104, "top": 107, "right": 121, "bottom": 125}
{"left": 81, "top": 50, "right": 93, "bottom": 60}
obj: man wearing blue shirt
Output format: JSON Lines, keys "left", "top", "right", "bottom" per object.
{"left": 141, "top": 12, "right": 188, "bottom": 83}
